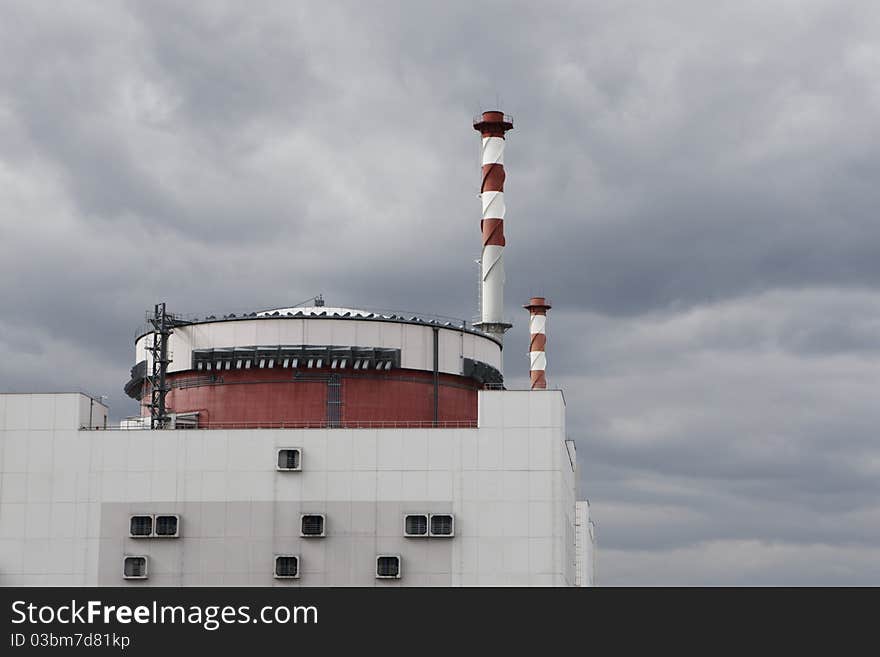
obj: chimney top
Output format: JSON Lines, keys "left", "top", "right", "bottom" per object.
{"left": 523, "top": 297, "right": 551, "bottom": 312}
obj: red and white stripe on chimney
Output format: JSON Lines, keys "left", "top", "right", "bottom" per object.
{"left": 473, "top": 111, "right": 514, "bottom": 341}
{"left": 524, "top": 297, "right": 551, "bottom": 389}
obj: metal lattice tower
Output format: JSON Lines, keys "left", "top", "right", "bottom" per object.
{"left": 145, "top": 303, "right": 174, "bottom": 429}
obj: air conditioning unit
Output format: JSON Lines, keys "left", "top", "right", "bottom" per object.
{"left": 403, "top": 514, "right": 429, "bottom": 537}
{"left": 274, "top": 555, "right": 300, "bottom": 579}
{"left": 154, "top": 514, "right": 180, "bottom": 538}
{"left": 123, "top": 556, "right": 148, "bottom": 580}
{"left": 276, "top": 448, "right": 302, "bottom": 472}
{"left": 429, "top": 514, "right": 455, "bottom": 537}
{"left": 300, "top": 514, "right": 326, "bottom": 537}
{"left": 129, "top": 514, "right": 181, "bottom": 538}
{"left": 376, "top": 555, "right": 402, "bottom": 579}
{"left": 129, "top": 515, "right": 153, "bottom": 538}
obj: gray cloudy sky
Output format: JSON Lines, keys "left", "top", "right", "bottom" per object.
{"left": 2, "top": 0, "right": 880, "bottom": 584}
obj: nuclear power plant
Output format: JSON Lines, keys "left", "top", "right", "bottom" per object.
{"left": 0, "top": 111, "right": 596, "bottom": 586}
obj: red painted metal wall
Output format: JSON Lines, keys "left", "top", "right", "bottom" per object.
{"left": 148, "top": 369, "right": 479, "bottom": 428}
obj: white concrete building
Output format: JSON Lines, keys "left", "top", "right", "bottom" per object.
{"left": 0, "top": 390, "right": 596, "bottom": 586}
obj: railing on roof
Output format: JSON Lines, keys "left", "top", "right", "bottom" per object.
{"left": 349, "top": 305, "right": 469, "bottom": 327}
{"left": 134, "top": 305, "right": 477, "bottom": 342}
{"left": 85, "top": 419, "right": 479, "bottom": 431}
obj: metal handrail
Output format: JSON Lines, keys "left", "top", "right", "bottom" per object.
{"left": 134, "top": 305, "right": 475, "bottom": 343}
{"left": 89, "top": 420, "right": 479, "bottom": 431}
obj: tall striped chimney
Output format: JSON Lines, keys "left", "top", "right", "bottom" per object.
{"left": 524, "top": 297, "right": 551, "bottom": 389}
{"left": 473, "top": 111, "right": 514, "bottom": 341}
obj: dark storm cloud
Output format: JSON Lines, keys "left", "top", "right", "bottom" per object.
{"left": 1, "top": 0, "right": 879, "bottom": 584}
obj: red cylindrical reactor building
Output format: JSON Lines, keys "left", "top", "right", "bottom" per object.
{"left": 126, "top": 306, "right": 503, "bottom": 428}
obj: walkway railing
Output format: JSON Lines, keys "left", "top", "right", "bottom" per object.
{"left": 87, "top": 420, "right": 479, "bottom": 431}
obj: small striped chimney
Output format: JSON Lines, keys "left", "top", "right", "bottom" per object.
{"left": 473, "top": 110, "right": 514, "bottom": 341}
{"left": 524, "top": 297, "right": 551, "bottom": 389}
